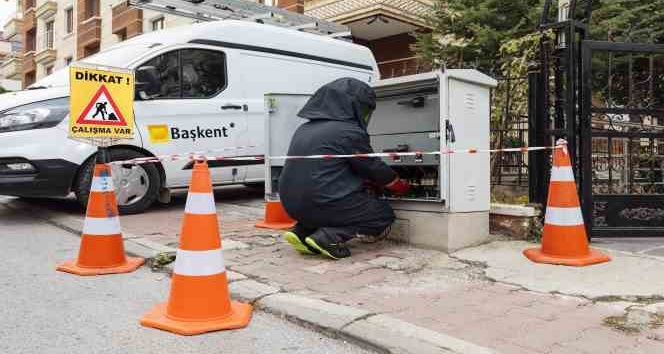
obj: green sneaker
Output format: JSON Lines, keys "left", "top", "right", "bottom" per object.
{"left": 283, "top": 231, "right": 319, "bottom": 255}
{"left": 305, "top": 233, "right": 351, "bottom": 260}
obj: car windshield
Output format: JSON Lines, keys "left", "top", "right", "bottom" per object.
{"left": 31, "top": 43, "right": 159, "bottom": 89}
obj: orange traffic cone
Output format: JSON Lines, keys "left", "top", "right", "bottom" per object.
{"left": 523, "top": 139, "right": 610, "bottom": 266}
{"left": 57, "top": 163, "right": 144, "bottom": 275}
{"left": 255, "top": 200, "right": 296, "bottom": 230}
{"left": 141, "top": 161, "right": 252, "bottom": 335}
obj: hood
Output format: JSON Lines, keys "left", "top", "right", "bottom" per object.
{"left": 0, "top": 87, "right": 70, "bottom": 112}
{"left": 298, "top": 78, "right": 376, "bottom": 130}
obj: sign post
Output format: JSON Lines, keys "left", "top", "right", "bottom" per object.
{"left": 68, "top": 65, "right": 135, "bottom": 164}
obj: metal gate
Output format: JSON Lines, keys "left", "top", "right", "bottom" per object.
{"left": 580, "top": 41, "right": 664, "bottom": 237}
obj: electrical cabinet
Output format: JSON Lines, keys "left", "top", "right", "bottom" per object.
{"left": 264, "top": 70, "right": 497, "bottom": 251}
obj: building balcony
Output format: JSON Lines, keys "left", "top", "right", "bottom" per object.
{"left": 35, "top": 30, "right": 56, "bottom": 64}
{"left": 35, "top": 1, "right": 57, "bottom": 19}
{"left": 78, "top": 16, "right": 102, "bottom": 48}
{"left": 378, "top": 56, "right": 431, "bottom": 79}
{"left": 1, "top": 57, "right": 23, "bottom": 80}
{"left": 3, "top": 17, "right": 24, "bottom": 41}
{"left": 22, "top": 52, "right": 35, "bottom": 74}
{"left": 35, "top": 48, "right": 57, "bottom": 65}
{"left": 112, "top": 2, "right": 143, "bottom": 39}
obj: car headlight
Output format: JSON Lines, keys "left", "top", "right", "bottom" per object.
{"left": 0, "top": 97, "right": 69, "bottom": 133}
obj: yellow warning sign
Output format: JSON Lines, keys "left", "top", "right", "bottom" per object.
{"left": 69, "top": 66, "right": 134, "bottom": 141}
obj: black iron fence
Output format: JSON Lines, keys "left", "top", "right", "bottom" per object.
{"left": 491, "top": 75, "right": 530, "bottom": 187}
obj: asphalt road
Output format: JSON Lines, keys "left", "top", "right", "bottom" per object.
{"left": 0, "top": 203, "right": 374, "bottom": 354}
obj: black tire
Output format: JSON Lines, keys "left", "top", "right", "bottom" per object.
{"left": 74, "top": 148, "right": 162, "bottom": 215}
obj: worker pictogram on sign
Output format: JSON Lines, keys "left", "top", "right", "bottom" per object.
{"left": 75, "top": 85, "right": 127, "bottom": 126}
{"left": 69, "top": 66, "right": 135, "bottom": 142}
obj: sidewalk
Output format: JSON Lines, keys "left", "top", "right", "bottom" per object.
{"left": 5, "top": 189, "right": 664, "bottom": 354}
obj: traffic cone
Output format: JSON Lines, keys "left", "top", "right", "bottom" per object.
{"left": 255, "top": 200, "right": 296, "bottom": 230}
{"left": 141, "top": 161, "right": 252, "bottom": 335}
{"left": 523, "top": 140, "right": 610, "bottom": 266}
{"left": 57, "top": 163, "right": 144, "bottom": 275}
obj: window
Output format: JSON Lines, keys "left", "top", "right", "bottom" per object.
{"left": 181, "top": 49, "right": 227, "bottom": 98}
{"left": 45, "top": 66, "right": 53, "bottom": 75}
{"left": 135, "top": 49, "right": 226, "bottom": 99}
{"left": 65, "top": 57, "right": 73, "bottom": 66}
{"left": 85, "top": 0, "right": 99, "bottom": 19}
{"left": 45, "top": 21, "right": 54, "bottom": 49}
{"left": 151, "top": 17, "right": 164, "bottom": 31}
{"left": 65, "top": 8, "right": 73, "bottom": 34}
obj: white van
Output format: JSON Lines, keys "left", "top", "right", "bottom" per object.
{"left": 0, "top": 20, "right": 378, "bottom": 214}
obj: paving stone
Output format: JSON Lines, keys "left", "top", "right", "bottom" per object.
{"left": 342, "top": 314, "right": 497, "bottom": 354}
{"left": 258, "top": 293, "right": 369, "bottom": 331}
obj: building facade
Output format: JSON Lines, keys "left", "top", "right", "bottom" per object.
{"left": 1, "top": 0, "right": 24, "bottom": 90}
{"left": 15, "top": 0, "right": 195, "bottom": 88}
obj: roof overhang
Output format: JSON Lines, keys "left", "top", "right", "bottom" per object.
{"left": 305, "top": 0, "right": 432, "bottom": 41}
{"left": 306, "top": 0, "right": 433, "bottom": 27}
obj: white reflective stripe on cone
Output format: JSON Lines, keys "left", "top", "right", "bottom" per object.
{"left": 545, "top": 207, "right": 584, "bottom": 226}
{"left": 90, "top": 176, "right": 115, "bottom": 192}
{"left": 184, "top": 193, "right": 216, "bottom": 215}
{"left": 550, "top": 166, "right": 575, "bottom": 182}
{"left": 174, "top": 248, "right": 225, "bottom": 276}
{"left": 83, "top": 216, "right": 122, "bottom": 235}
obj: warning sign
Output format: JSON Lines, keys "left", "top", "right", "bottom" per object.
{"left": 69, "top": 66, "right": 134, "bottom": 141}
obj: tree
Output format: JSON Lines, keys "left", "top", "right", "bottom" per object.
{"left": 0, "top": 86, "right": 6, "bottom": 94}
{"left": 412, "top": 0, "right": 542, "bottom": 72}
{"left": 590, "top": 0, "right": 664, "bottom": 42}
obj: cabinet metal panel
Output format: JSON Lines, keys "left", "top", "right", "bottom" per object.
{"left": 368, "top": 93, "right": 440, "bottom": 135}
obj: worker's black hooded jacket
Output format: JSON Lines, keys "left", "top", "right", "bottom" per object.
{"left": 279, "top": 78, "right": 397, "bottom": 221}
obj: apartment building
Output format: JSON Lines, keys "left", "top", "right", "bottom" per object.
{"left": 17, "top": 0, "right": 195, "bottom": 88}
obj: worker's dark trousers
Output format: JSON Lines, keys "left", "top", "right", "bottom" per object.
{"left": 284, "top": 193, "right": 395, "bottom": 243}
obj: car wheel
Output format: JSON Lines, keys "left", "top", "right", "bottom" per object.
{"left": 75, "top": 148, "right": 162, "bottom": 215}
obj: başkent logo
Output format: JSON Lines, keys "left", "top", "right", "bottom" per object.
{"left": 169, "top": 123, "right": 236, "bottom": 142}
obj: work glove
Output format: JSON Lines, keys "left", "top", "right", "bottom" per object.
{"left": 386, "top": 178, "right": 411, "bottom": 196}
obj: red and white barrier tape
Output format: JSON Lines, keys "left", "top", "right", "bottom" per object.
{"left": 109, "top": 145, "right": 561, "bottom": 166}
{"left": 108, "top": 146, "right": 256, "bottom": 165}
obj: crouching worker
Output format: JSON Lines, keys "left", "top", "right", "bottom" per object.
{"left": 279, "top": 78, "right": 410, "bottom": 260}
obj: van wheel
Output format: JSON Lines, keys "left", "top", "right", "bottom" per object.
{"left": 74, "top": 149, "right": 162, "bottom": 215}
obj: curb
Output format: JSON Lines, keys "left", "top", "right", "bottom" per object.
{"left": 8, "top": 199, "right": 498, "bottom": 354}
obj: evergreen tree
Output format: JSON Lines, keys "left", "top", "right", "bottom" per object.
{"left": 590, "top": 0, "right": 664, "bottom": 42}
{"left": 413, "top": 0, "right": 542, "bottom": 71}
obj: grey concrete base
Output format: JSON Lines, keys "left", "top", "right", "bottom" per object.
{"left": 389, "top": 210, "right": 491, "bottom": 252}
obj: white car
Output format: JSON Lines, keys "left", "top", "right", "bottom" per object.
{"left": 0, "top": 20, "right": 378, "bottom": 214}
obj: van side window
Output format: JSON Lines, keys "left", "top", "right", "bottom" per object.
{"left": 181, "top": 49, "right": 226, "bottom": 98}
{"left": 136, "top": 51, "right": 181, "bottom": 99}
{"left": 136, "top": 49, "right": 226, "bottom": 100}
